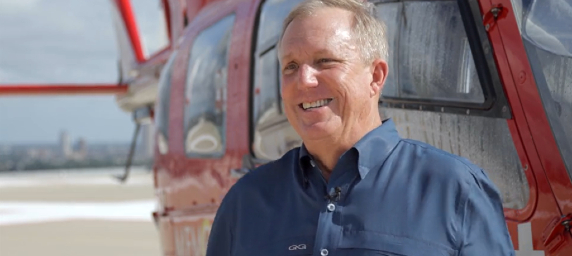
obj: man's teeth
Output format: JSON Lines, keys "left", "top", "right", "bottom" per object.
{"left": 302, "top": 99, "right": 331, "bottom": 110}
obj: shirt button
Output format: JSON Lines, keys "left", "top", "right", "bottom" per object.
{"left": 327, "top": 203, "right": 336, "bottom": 212}
{"left": 321, "top": 249, "right": 329, "bottom": 256}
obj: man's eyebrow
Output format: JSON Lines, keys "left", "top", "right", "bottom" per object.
{"left": 281, "top": 49, "right": 335, "bottom": 62}
{"left": 280, "top": 52, "right": 293, "bottom": 63}
{"left": 314, "top": 49, "right": 334, "bottom": 56}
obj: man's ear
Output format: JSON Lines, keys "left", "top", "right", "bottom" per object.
{"left": 370, "top": 59, "right": 388, "bottom": 97}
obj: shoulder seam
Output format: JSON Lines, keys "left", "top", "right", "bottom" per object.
{"left": 359, "top": 137, "right": 404, "bottom": 171}
{"left": 400, "top": 139, "right": 480, "bottom": 174}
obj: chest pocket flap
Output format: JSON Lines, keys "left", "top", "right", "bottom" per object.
{"left": 338, "top": 230, "right": 457, "bottom": 256}
{"left": 238, "top": 235, "right": 313, "bottom": 256}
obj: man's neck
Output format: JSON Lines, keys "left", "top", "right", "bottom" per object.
{"left": 305, "top": 115, "right": 382, "bottom": 181}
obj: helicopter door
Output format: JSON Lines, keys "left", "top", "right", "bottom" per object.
{"left": 505, "top": 0, "right": 572, "bottom": 254}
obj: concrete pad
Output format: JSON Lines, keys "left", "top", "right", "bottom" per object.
{"left": 0, "top": 185, "right": 155, "bottom": 202}
{"left": 0, "top": 220, "right": 161, "bottom": 256}
{"left": 0, "top": 169, "right": 162, "bottom": 256}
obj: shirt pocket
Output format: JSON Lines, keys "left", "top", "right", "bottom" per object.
{"left": 236, "top": 235, "right": 314, "bottom": 256}
{"left": 337, "top": 230, "right": 457, "bottom": 256}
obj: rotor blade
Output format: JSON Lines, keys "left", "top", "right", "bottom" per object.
{"left": 0, "top": 84, "right": 128, "bottom": 96}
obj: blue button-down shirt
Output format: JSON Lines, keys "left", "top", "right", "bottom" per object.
{"left": 206, "top": 119, "right": 514, "bottom": 256}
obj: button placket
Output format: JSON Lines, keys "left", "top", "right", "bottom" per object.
{"left": 313, "top": 185, "right": 342, "bottom": 255}
{"left": 312, "top": 159, "right": 356, "bottom": 256}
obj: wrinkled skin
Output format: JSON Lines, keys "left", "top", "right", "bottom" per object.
{"left": 279, "top": 7, "right": 388, "bottom": 177}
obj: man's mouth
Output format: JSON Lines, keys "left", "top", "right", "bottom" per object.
{"left": 299, "top": 98, "right": 333, "bottom": 110}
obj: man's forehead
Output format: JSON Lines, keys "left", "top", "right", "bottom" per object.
{"left": 279, "top": 8, "right": 354, "bottom": 58}
{"left": 290, "top": 7, "right": 353, "bottom": 30}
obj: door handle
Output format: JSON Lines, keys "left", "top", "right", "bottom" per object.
{"left": 543, "top": 214, "right": 572, "bottom": 254}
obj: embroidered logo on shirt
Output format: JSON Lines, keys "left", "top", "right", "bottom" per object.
{"left": 288, "top": 244, "right": 307, "bottom": 250}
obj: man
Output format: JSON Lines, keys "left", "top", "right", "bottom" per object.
{"left": 206, "top": 0, "right": 515, "bottom": 255}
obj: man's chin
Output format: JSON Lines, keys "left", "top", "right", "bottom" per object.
{"left": 298, "top": 123, "right": 338, "bottom": 141}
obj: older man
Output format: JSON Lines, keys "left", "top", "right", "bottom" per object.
{"left": 206, "top": 0, "right": 514, "bottom": 255}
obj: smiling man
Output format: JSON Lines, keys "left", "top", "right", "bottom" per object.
{"left": 206, "top": 0, "right": 515, "bottom": 255}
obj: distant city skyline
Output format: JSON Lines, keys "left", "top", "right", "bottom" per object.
{"left": 0, "top": 0, "right": 167, "bottom": 144}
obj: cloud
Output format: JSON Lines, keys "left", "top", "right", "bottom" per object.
{"left": 0, "top": 69, "right": 22, "bottom": 83}
{"left": 0, "top": 0, "right": 41, "bottom": 13}
{"left": 131, "top": 1, "right": 170, "bottom": 57}
{"left": 0, "top": 0, "right": 133, "bottom": 143}
{"left": 0, "top": 0, "right": 118, "bottom": 84}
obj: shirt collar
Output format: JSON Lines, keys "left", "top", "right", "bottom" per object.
{"left": 297, "top": 144, "right": 314, "bottom": 187}
{"left": 298, "top": 118, "right": 401, "bottom": 180}
{"left": 298, "top": 143, "right": 313, "bottom": 173}
{"left": 354, "top": 118, "right": 401, "bottom": 178}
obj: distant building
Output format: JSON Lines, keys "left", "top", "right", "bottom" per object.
{"left": 0, "top": 145, "right": 10, "bottom": 155}
{"left": 76, "top": 138, "right": 87, "bottom": 160}
{"left": 26, "top": 148, "right": 40, "bottom": 158}
{"left": 60, "top": 131, "right": 72, "bottom": 158}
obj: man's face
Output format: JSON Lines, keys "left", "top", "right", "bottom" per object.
{"left": 279, "top": 7, "right": 380, "bottom": 142}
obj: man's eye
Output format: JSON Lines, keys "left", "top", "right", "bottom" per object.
{"left": 318, "top": 58, "right": 333, "bottom": 63}
{"left": 284, "top": 63, "right": 298, "bottom": 72}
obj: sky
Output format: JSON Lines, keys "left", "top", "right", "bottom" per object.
{"left": 0, "top": 0, "right": 168, "bottom": 144}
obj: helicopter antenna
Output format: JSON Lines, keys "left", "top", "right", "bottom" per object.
{"left": 114, "top": 122, "right": 141, "bottom": 183}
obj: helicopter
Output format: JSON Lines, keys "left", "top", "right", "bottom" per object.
{"left": 1, "top": 0, "right": 571, "bottom": 255}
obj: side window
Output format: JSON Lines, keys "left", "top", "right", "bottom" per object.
{"left": 376, "top": 1, "right": 529, "bottom": 209}
{"left": 378, "top": 1, "right": 484, "bottom": 103}
{"left": 251, "top": 0, "right": 303, "bottom": 160}
{"left": 184, "top": 15, "right": 235, "bottom": 157}
{"left": 256, "top": 0, "right": 303, "bottom": 45}
{"left": 253, "top": 47, "right": 279, "bottom": 125}
{"left": 252, "top": 47, "right": 301, "bottom": 160}
{"left": 155, "top": 51, "right": 178, "bottom": 154}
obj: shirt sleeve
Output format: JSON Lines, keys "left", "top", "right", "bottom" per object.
{"left": 459, "top": 169, "right": 515, "bottom": 256}
{"left": 206, "top": 190, "right": 235, "bottom": 256}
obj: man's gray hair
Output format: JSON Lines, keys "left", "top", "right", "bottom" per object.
{"left": 278, "top": 0, "right": 389, "bottom": 63}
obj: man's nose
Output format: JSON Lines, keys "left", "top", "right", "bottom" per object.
{"left": 297, "top": 64, "right": 318, "bottom": 89}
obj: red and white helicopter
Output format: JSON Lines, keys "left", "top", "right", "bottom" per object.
{"left": 1, "top": 0, "right": 571, "bottom": 255}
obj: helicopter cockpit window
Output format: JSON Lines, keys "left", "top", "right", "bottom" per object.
{"left": 377, "top": 1, "right": 485, "bottom": 104}
{"left": 155, "top": 51, "right": 178, "bottom": 155}
{"left": 250, "top": 0, "right": 303, "bottom": 161}
{"left": 376, "top": 1, "right": 530, "bottom": 209}
{"left": 184, "top": 15, "right": 235, "bottom": 158}
{"left": 520, "top": 0, "right": 572, "bottom": 179}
